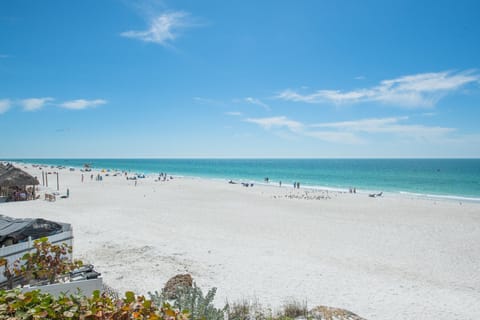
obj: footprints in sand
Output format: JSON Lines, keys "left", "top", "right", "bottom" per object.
{"left": 273, "top": 191, "right": 332, "bottom": 200}
{"left": 81, "top": 242, "right": 196, "bottom": 294}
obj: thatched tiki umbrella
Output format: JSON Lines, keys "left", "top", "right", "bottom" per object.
{"left": 0, "top": 163, "right": 8, "bottom": 175}
{"left": 0, "top": 164, "right": 39, "bottom": 201}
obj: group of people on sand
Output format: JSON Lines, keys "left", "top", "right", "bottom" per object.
{"left": 264, "top": 177, "right": 298, "bottom": 189}
{"left": 158, "top": 172, "right": 169, "bottom": 181}
{"left": 11, "top": 188, "right": 28, "bottom": 201}
{"left": 80, "top": 173, "right": 96, "bottom": 182}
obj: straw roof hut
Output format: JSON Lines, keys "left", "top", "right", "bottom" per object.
{"left": 0, "top": 163, "right": 9, "bottom": 175}
{"left": 0, "top": 164, "right": 39, "bottom": 188}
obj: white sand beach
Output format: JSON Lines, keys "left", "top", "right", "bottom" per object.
{"left": 1, "top": 164, "right": 480, "bottom": 320}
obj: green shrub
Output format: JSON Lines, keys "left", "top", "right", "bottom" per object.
{"left": 0, "top": 237, "right": 83, "bottom": 289}
{"left": 150, "top": 283, "right": 225, "bottom": 320}
{"left": 0, "top": 289, "right": 189, "bottom": 320}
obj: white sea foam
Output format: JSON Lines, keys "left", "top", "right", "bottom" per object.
{"left": 399, "top": 191, "right": 480, "bottom": 202}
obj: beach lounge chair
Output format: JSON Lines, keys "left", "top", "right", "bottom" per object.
{"left": 45, "top": 193, "right": 56, "bottom": 202}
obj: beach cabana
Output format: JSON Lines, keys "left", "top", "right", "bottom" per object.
{"left": 0, "top": 164, "right": 39, "bottom": 201}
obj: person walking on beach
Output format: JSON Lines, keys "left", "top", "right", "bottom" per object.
{"left": 135, "top": 180, "right": 137, "bottom": 186}
{"left": 279, "top": 181, "right": 282, "bottom": 187}
{"left": 81, "top": 174, "right": 84, "bottom": 183}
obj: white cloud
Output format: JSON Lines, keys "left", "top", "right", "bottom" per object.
{"left": 121, "top": 11, "right": 191, "bottom": 46}
{"left": 311, "top": 116, "right": 455, "bottom": 138}
{"left": 225, "top": 111, "right": 242, "bottom": 116}
{"left": 20, "top": 97, "right": 54, "bottom": 111}
{"left": 60, "top": 99, "right": 107, "bottom": 110}
{"left": 0, "top": 99, "right": 11, "bottom": 114}
{"left": 244, "top": 97, "right": 270, "bottom": 110}
{"left": 245, "top": 115, "right": 363, "bottom": 144}
{"left": 245, "top": 116, "right": 303, "bottom": 132}
{"left": 311, "top": 117, "right": 406, "bottom": 131}
{"left": 245, "top": 114, "right": 456, "bottom": 145}
{"left": 277, "top": 70, "right": 479, "bottom": 107}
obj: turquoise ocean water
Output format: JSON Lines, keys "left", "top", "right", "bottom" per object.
{"left": 8, "top": 159, "right": 480, "bottom": 201}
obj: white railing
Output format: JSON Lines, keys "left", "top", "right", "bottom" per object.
{"left": 22, "top": 277, "right": 103, "bottom": 298}
{"left": 0, "top": 230, "right": 74, "bottom": 283}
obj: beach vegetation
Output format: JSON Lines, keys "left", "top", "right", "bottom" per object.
{"left": 18, "top": 237, "right": 83, "bottom": 285}
{"left": 0, "top": 238, "right": 83, "bottom": 289}
{"left": 278, "top": 300, "right": 308, "bottom": 319}
{"left": 0, "top": 288, "right": 188, "bottom": 320}
{"left": 0, "top": 258, "right": 16, "bottom": 290}
{"left": 226, "top": 298, "right": 269, "bottom": 320}
{"left": 225, "top": 299, "right": 313, "bottom": 320}
{"left": 0, "top": 283, "right": 354, "bottom": 320}
{"left": 152, "top": 285, "right": 313, "bottom": 320}
{"left": 150, "top": 283, "right": 225, "bottom": 320}
{"left": 226, "top": 299, "right": 251, "bottom": 320}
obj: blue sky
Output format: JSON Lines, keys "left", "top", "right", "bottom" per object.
{"left": 1, "top": 0, "right": 479, "bottom": 158}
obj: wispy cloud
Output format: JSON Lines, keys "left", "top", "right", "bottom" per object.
{"left": 244, "top": 97, "right": 270, "bottom": 110}
{"left": 0, "top": 97, "right": 107, "bottom": 114}
{"left": 311, "top": 117, "right": 406, "bottom": 130}
{"left": 246, "top": 115, "right": 361, "bottom": 143}
{"left": 245, "top": 115, "right": 455, "bottom": 144}
{"left": 0, "top": 54, "right": 9, "bottom": 59}
{"left": 60, "top": 99, "right": 107, "bottom": 110}
{"left": 277, "top": 70, "right": 479, "bottom": 107}
{"left": 304, "top": 131, "right": 363, "bottom": 144}
{"left": 20, "top": 97, "right": 54, "bottom": 111}
{"left": 225, "top": 111, "right": 242, "bottom": 116}
{"left": 310, "top": 116, "right": 454, "bottom": 137}
{"left": 245, "top": 116, "right": 303, "bottom": 132}
{"left": 121, "top": 11, "right": 193, "bottom": 46}
{"left": 0, "top": 99, "right": 11, "bottom": 114}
